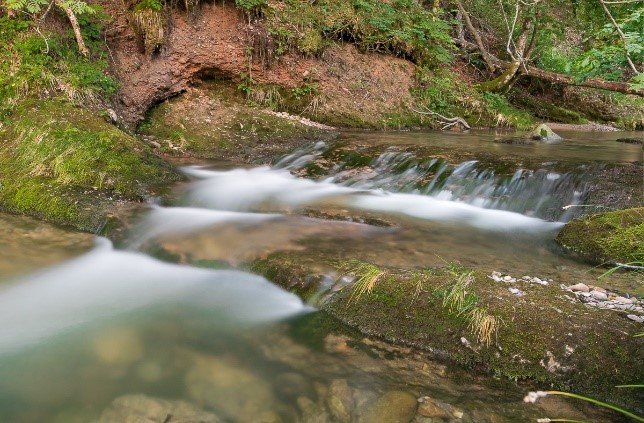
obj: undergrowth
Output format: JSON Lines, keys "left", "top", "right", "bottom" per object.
{"left": 0, "top": 15, "right": 117, "bottom": 123}
{"left": 243, "top": 0, "right": 453, "bottom": 67}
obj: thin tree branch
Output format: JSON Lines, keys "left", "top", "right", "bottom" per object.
{"left": 456, "top": 0, "right": 496, "bottom": 72}
{"left": 599, "top": 0, "right": 640, "bottom": 74}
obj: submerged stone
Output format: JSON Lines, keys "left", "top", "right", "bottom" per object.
{"left": 358, "top": 391, "right": 417, "bottom": 423}
{"left": 99, "top": 394, "right": 220, "bottom": 423}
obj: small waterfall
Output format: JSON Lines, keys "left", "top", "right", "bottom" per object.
{"left": 276, "top": 144, "right": 589, "bottom": 221}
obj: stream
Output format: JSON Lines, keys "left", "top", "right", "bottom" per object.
{"left": 0, "top": 130, "right": 641, "bottom": 422}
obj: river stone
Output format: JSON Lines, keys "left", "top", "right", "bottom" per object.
{"left": 416, "top": 396, "right": 451, "bottom": 419}
{"left": 568, "top": 283, "right": 589, "bottom": 293}
{"left": 184, "top": 351, "right": 277, "bottom": 422}
{"left": 358, "top": 391, "right": 417, "bottom": 423}
{"left": 327, "top": 379, "right": 354, "bottom": 422}
{"left": 530, "top": 124, "right": 563, "bottom": 142}
{"left": 275, "top": 372, "right": 311, "bottom": 398}
{"left": 92, "top": 328, "right": 144, "bottom": 366}
{"left": 626, "top": 314, "right": 643, "bottom": 323}
{"left": 297, "top": 396, "right": 328, "bottom": 423}
{"left": 99, "top": 394, "right": 220, "bottom": 423}
{"left": 590, "top": 290, "right": 608, "bottom": 301}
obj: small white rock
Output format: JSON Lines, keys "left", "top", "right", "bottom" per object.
{"left": 626, "top": 315, "right": 643, "bottom": 323}
{"left": 509, "top": 287, "right": 525, "bottom": 297}
{"left": 503, "top": 276, "right": 513, "bottom": 282}
{"left": 590, "top": 290, "right": 608, "bottom": 301}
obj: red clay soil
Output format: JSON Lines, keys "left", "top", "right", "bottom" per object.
{"left": 101, "top": 2, "right": 416, "bottom": 128}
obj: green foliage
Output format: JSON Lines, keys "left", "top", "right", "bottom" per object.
{"left": 254, "top": 0, "right": 453, "bottom": 67}
{"left": 0, "top": 99, "right": 178, "bottom": 229}
{"left": 0, "top": 16, "right": 116, "bottom": 121}
{"left": 6, "top": 0, "right": 95, "bottom": 15}
{"left": 482, "top": 92, "right": 534, "bottom": 129}
{"left": 527, "top": 390, "right": 644, "bottom": 423}
{"left": 133, "top": 0, "right": 164, "bottom": 12}
{"left": 571, "top": 5, "right": 643, "bottom": 82}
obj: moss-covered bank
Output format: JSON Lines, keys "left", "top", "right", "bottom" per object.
{"left": 139, "top": 81, "right": 337, "bottom": 163}
{"left": 0, "top": 99, "right": 180, "bottom": 232}
{"left": 248, "top": 252, "right": 644, "bottom": 413}
{"left": 556, "top": 208, "right": 644, "bottom": 265}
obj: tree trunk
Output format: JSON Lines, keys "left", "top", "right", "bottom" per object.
{"left": 455, "top": 0, "right": 496, "bottom": 72}
{"left": 55, "top": 0, "right": 89, "bottom": 57}
{"left": 523, "top": 66, "right": 644, "bottom": 96}
{"left": 456, "top": 39, "right": 644, "bottom": 97}
{"left": 477, "top": 19, "right": 532, "bottom": 92}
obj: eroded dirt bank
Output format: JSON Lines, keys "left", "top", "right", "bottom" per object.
{"left": 103, "top": 2, "right": 416, "bottom": 129}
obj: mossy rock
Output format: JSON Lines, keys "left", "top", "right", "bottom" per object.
{"left": 0, "top": 99, "right": 180, "bottom": 231}
{"left": 248, "top": 252, "right": 644, "bottom": 413}
{"left": 556, "top": 208, "right": 644, "bottom": 265}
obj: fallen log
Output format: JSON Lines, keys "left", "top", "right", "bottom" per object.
{"left": 456, "top": 39, "right": 643, "bottom": 97}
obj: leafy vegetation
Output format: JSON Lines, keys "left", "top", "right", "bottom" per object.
{"left": 0, "top": 15, "right": 116, "bottom": 122}
{"left": 252, "top": 0, "right": 453, "bottom": 66}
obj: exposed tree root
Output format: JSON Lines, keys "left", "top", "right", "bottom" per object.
{"left": 410, "top": 105, "right": 471, "bottom": 130}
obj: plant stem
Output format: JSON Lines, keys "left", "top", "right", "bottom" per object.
{"left": 546, "top": 391, "right": 644, "bottom": 422}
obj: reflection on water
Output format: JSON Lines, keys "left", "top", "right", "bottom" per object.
{"left": 340, "top": 129, "right": 643, "bottom": 163}
{"left": 0, "top": 129, "right": 640, "bottom": 422}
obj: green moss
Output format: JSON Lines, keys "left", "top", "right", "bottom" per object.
{"left": 139, "top": 80, "right": 332, "bottom": 161}
{"left": 0, "top": 16, "right": 117, "bottom": 122}
{"left": 247, "top": 251, "right": 643, "bottom": 412}
{"left": 556, "top": 208, "right": 644, "bottom": 265}
{"left": 0, "top": 99, "right": 180, "bottom": 231}
{"left": 509, "top": 91, "right": 588, "bottom": 124}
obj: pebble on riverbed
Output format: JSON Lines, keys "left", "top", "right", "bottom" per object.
{"left": 564, "top": 283, "right": 644, "bottom": 322}
{"left": 489, "top": 271, "right": 552, "bottom": 287}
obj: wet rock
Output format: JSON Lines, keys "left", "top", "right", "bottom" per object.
{"left": 494, "top": 137, "right": 535, "bottom": 145}
{"left": 616, "top": 137, "right": 643, "bottom": 145}
{"left": 416, "top": 396, "right": 451, "bottom": 419}
{"left": 297, "top": 396, "right": 328, "bottom": 423}
{"left": 359, "top": 391, "right": 417, "bottom": 423}
{"left": 184, "top": 351, "right": 276, "bottom": 422}
{"left": 324, "top": 333, "right": 354, "bottom": 355}
{"left": 568, "top": 283, "right": 589, "bottom": 293}
{"left": 327, "top": 379, "right": 354, "bottom": 422}
{"left": 530, "top": 124, "right": 563, "bottom": 142}
{"left": 275, "top": 372, "right": 311, "bottom": 399}
{"left": 99, "top": 394, "right": 220, "bottom": 423}
{"left": 92, "top": 328, "right": 144, "bottom": 365}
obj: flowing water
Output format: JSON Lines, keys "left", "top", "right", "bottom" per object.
{"left": 0, "top": 130, "right": 641, "bottom": 422}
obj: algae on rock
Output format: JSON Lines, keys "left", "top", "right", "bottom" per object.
{"left": 556, "top": 208, "right": 644, "bottom": 265}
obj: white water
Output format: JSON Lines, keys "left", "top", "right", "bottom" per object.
{"left": 182, "top": 165, "right": 561, "bottom": 232}
{"left": 276, "top": 143, "right": 589, "bottom": 221}
{"left": 128, "top": 205, "right": 281, "bottom": 247}
{"left": 0, "top": 157, "right": 562, "bottom": 356}
{"left": 0, "top": 238, "right": 308, "bottom": 355}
